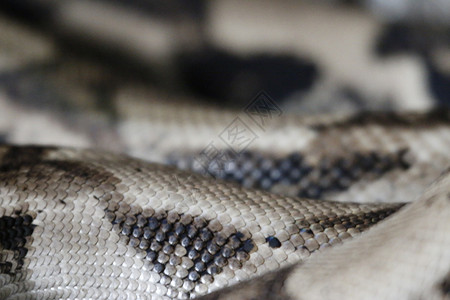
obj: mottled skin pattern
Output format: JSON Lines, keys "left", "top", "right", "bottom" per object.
{"left": 158, "top": 108, "right": 450, "bottom": 203}
{"left": 0, "top": 3, "right": 449, "bottom": 299}
{"left": 0, "top": 146, "right": 406, "bottom": 299}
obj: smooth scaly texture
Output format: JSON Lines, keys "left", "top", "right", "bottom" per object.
{"left": 0, "top": 145, "right": 404, "bottom": 299}
{"left": 199, "top": 169, "right": 450, "bottom": 300}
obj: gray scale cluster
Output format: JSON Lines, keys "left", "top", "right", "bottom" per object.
{"left": 0, "top": 214, "right": 35, "bottom": 275}
{"left": 168, "top": 150, "right": 410, "bottom": 199}
{"left": 105, "top": 207, "right": 255, "bottom": 297}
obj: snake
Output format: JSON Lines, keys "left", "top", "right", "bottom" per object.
{"left": 0, "top": 3, "right": 450, "bottom": 298}
{"left": 0, "top": 108, "right": 449, "bottom": 300}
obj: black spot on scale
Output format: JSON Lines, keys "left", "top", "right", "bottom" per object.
{"left": 266, "top": 236, "right": 281, "bottom": 248}
{"left": 0, "top": 214, "right": 35, "bottom": 275}
{"left": 166, "top": 149, "right": 411, "bottom": 199}
{"left": 105, "top": 205, "right": 255, "bottom": 296}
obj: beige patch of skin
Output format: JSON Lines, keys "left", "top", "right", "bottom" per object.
{"left": 0, "top": 95, "right": 92, "bottom": 148}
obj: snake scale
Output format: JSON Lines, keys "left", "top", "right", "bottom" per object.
{"left": 0, "top": 3, "right": 450, "bottom": 299}
{"left": 0, "top": 108, "right": 449, "bottom": 300}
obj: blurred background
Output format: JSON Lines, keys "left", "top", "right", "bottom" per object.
{"left": 1, "top": 0, "right": 449, "bottom": 109}
{"left": 0, "top": 0, "right": 449, "bottom": 149}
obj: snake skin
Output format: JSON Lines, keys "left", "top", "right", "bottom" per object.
{"left": 200, "top": 169, "right": 450, "bottom": 300}
{"left": 0, "top": 3, "right": 449, "bottom": 299}
{"left": 0, "top": 145, "right": 410, "bottom": 299}
{"left": 0, "top": 146, "right": 449, "bottom": 300}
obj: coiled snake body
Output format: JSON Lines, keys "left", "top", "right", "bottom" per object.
{"left": 0, "top": 2, "right": 450, "bottom": 298}
{"left": 0, "top": 110, "right": 450, "bottom": 300}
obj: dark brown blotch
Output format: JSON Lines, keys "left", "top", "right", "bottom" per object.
{"left": 0, "top": 214, "right": 35, "bottom": 275}
{"left": 0, "top": 154, "right": 117, "bottom": 186}
{"left": 0, "top": 145, "right": 56, "bottom": 166}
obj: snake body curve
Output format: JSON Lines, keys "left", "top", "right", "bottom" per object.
{"left": 0, "top": 3, "right": 449, "bottom": 299}
{"left": 0, "top": 143, "right": 449, "bottom": 300}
